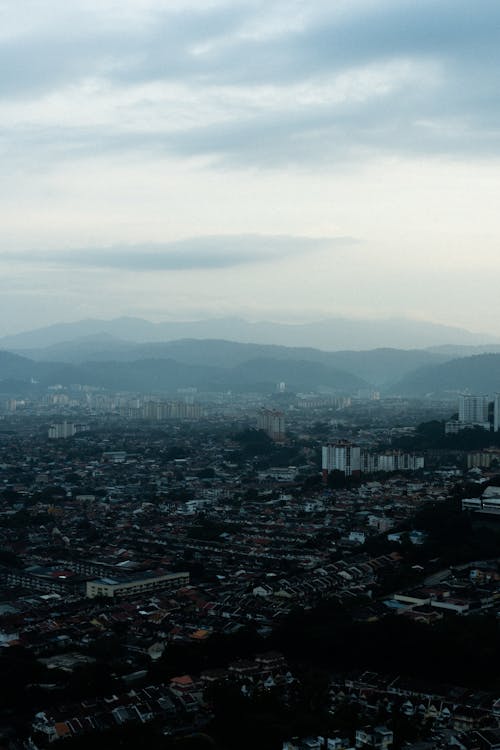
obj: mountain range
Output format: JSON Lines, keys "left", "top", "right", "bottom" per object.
{"left": 1, "top": 315, "right": 497, "bottom": 351}
{"left": 13, "top": 337, "right": 450, "bottom": 385}
{"left": 1, "top": 317, "right": 500, "bottom": 396}
{"left": 395, "top": 353, "right": 500, "bottom": 396}
{"left": 0, "top": 348, "right": 368, "bottom": 395}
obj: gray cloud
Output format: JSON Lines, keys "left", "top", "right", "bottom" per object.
{"left": 0, "top": 0, "right": 499, "bottom": 169}
{"left": 4, "top": 1, "right": 498, "bottom": 91}
{"left": 0, "top": 5, "right": 252, "bottom": 97}
{"left": 3, "top": 235, "right": 355, "bottom": 271}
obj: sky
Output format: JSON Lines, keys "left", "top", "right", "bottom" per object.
{"left": 1, "top": 0, "right": 500, "bottom": 335}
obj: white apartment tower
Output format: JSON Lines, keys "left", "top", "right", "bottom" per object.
{"left": 48, "top": 421, "right": 89, "bottom": 439}
{"left": 322, "top": 440, "right": 361, "bottom": 478}
{"left": 458, "top": 394, "right": 490, "bottom": 429}
{"left": 494, "top": 393, "right": 500, "bottom": 432}
{"left": 257, "top": 409, "right": 286, "bottom": 441}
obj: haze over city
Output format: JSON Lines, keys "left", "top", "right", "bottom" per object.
{"left": 2, "top": 0, "right": 500, "bottom": 336}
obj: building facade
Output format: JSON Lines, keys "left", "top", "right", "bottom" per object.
{"left": 458, "top": 394, "right": 490, "bottom": 429}
{"left": 48, "top": 421, "right": 89, "bottom": 439}
{"left": 323, "top": 443, "right": 423, "bottom": 478}
{"left": 322, "top": 441, "right": 361, "bottom": 477}
{"left": 86, "top": 571, "right": 189, "bottom": 598}
{"left": 257, "top": 409, "right": 286, "bottom": 441}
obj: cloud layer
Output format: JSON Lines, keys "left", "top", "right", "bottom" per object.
{"left": 2, "top": 235, "right": 351, "bottom": 271}
{"left": 2, "top": 0, "right": 500, "bottom": 167}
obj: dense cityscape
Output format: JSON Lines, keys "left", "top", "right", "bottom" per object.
{"left": 1, "top": 358, "right": 500, "bottom": 749}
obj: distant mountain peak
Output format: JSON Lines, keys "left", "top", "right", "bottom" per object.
{"left": 0, "top": 315, "right": 497, "bottom": 352}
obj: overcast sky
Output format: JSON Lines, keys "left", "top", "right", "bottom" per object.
{"left": 1, "top": 0, "right": 500, "bottom": 335}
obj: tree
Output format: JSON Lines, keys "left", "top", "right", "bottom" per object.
{"left": 327, "top": 470, "right": 348, "bottom": 489}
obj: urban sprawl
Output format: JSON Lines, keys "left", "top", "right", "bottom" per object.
{"left": 1, "top": 385, "right": 500, "bottom": 750}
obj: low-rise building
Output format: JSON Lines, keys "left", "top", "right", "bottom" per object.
{"left": 86, "top": 571, "right": 189, "bottom": 598}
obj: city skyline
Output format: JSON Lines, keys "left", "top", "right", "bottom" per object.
{"left": 1, "top": 1, "right": 500, "bottom": 335}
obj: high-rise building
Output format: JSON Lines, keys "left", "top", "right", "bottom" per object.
{"left": 361, "top": 451, "right": 425, "bottom": 473}
{"left": 458, "top": 394, "right": 490, "bottom": 428}
{"left": 493, "top": 393, "right": 500, "bottom": 432}
{"left": 48, "top": 421, "right": 88, "bottom": 439}
{"left": 257, "top": 409, "right": 286, "bottom": 441}
{"left": 322, "top": 440, "right": 361, "bottom": 478}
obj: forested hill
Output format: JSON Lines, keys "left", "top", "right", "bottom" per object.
{"left": 392, "top": 353, "right": 500, "bottom": 395}
{"left": 4, "top": 343, "right": 500, "bottom": 396}
{"left": 10, "top": 337, "right": 449, "bottom": 385}
{"left": 0, "top": 350, "right": 367, "bottom": 394}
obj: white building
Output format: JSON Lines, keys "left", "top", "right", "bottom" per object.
{"left": 361, "top": 451, "right": 424, "bottom": 473}
{"left": 257, "top": 409, "right": 286, "bottom": 441}
{"left": 462, "top": 485, "right": 500, "bottom": 516}
{"left": 86, "top": 571, "right": 189, "bottom": 598}
{"left": 356, "top": 727, "right": 393, "bottom": 750}
{"left": 458, "top": 394, "right": 490, "bottom": 429}
{"left": 322, "top": 440, "right": 361, "bottom": 477}
{"left": 493, "top": 393, "right": 500, "bottom": 432}
{"left": 48, "top": 421, "right": 88, "bottom": 439}
{"left": 258, "top": 466, "right": 297, "bottom": 481}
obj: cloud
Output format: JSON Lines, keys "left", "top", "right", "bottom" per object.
{"left": 0, "top": 3, "right": 259, "bottom": 98}
{"left": 0, "top": 0, "right": 499, "bottom": 168}
{"left": 4, "top": 0, "right": 498, "bottom": 91}
{"left": 2, "top": 234, "right": 355, "bottom": 271}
